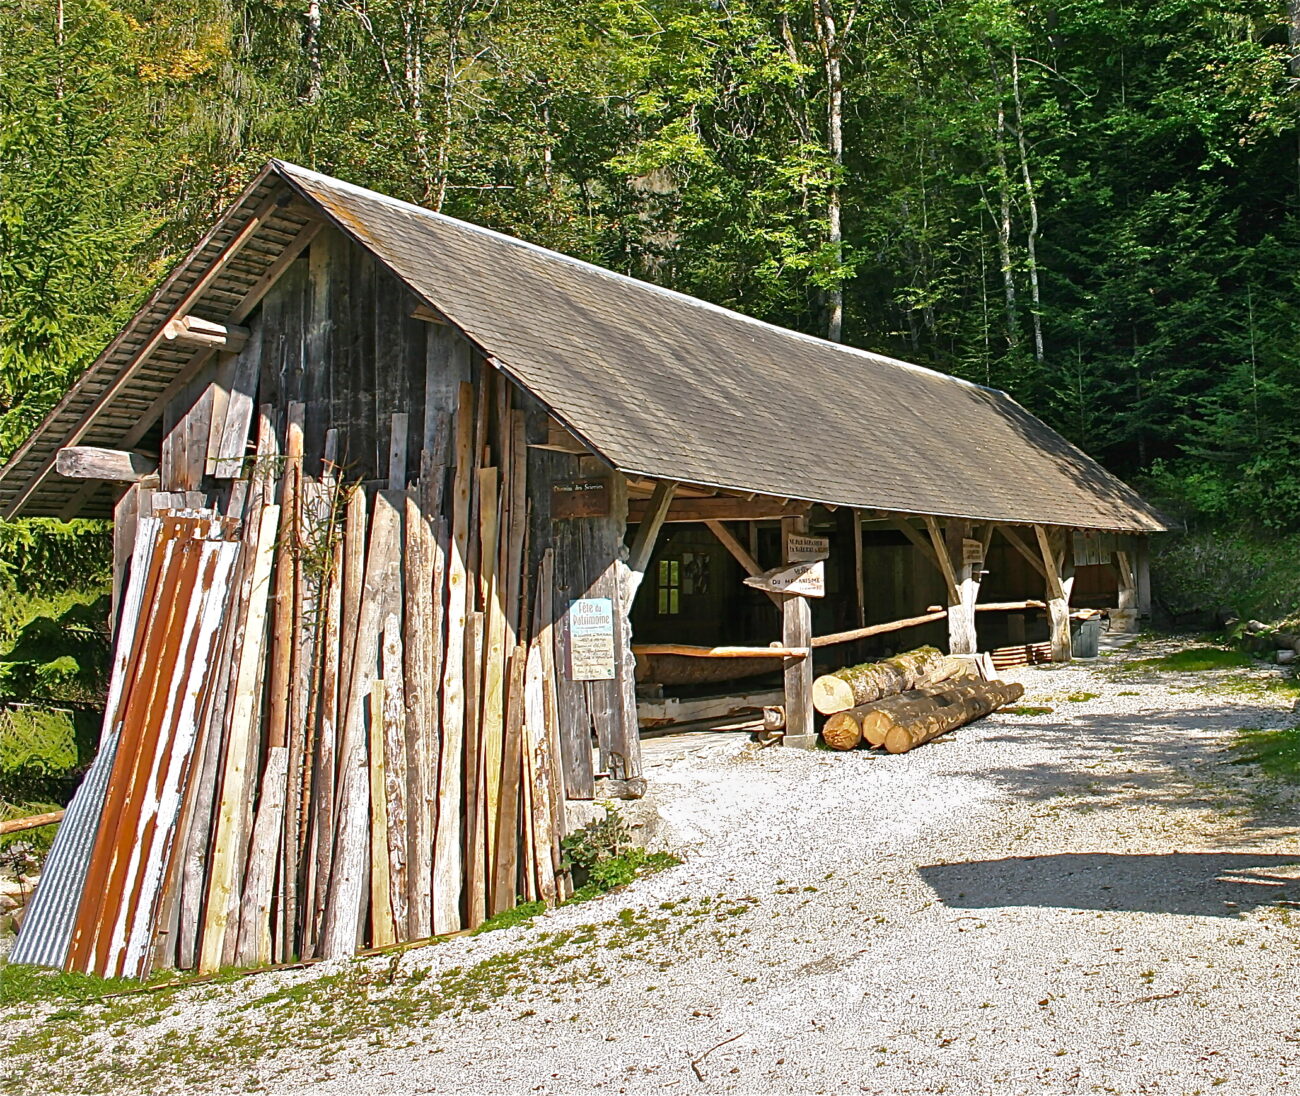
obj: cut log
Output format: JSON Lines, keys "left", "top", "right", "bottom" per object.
{"left": 811, "top": 647, "right": 955, "bottom": 715}
{"left": 882, "top": 681, "right": 1024, "bottom": 754}
{"left": 56, "top": 447, "right": 159, "bottom": 482}
{"left": 821, "top": 678, "right": 997, "bottom": 751}
{"left": 633, "top": 653, "right": 781, "bottom": 686}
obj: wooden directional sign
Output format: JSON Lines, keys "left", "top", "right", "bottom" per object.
{"left": 786, "top": 534, "right": 830, "bottom": 562}
{"left": 743, "top": 560, "right": 825, "bottom": 598}
{"left": 552, "top": 479, "right": 609, "bottom": 519}
{"left": 962, "top": 538, "right": 984, "bottom": 566}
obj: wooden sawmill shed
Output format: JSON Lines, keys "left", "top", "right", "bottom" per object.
{"left": 0, "top": 161, "right": 1166, "bottom": 978}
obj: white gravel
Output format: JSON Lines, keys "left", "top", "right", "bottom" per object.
{"left": 5, "top": 635, "right": 1300, "bottom": 1095}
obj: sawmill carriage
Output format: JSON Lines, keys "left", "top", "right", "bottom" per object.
{"left": 0, "top": 161, "right": 1164, "bottom": 979}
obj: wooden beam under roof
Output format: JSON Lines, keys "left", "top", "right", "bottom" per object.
{"left": 628, "top": 495, "right": 810, "bottom": 524}
{"left": 56, "top": 447, "right": 159, "bottom": 482}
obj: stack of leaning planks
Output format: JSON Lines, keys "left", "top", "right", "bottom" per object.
{"left": 15, "top": 378, "right": 570, "bottom": 979}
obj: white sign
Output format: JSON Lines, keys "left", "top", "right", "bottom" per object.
{"left": 743, "top": 560, "right": 826, "bottom": 598}
{"left": 568, "top": 597, "right": 615, "bottom": 681}
{"left": 786, "top": 534, "right": 830, "bottom": 562}
{"left": 962, "top": 538, "right": 984, "bottom": 566}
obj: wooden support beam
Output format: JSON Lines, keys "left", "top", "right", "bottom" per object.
{"left": 1136, "top": 537, "right": 1152, "bottom": 620}
{"left": 923, "top": 515, "right": 960, "bottom": 604}
{"left": 410, "top": 302, "right": 450, "bottom": 325}
{"left": 944, "top": 519, "right": 979, "bottom": 656}
{"left": 1034, "top": 525, "right": 1071, "bottom": 662}
{"left": 886, "top": 515, "right": 944, "bottom": 576}
{"left": 56, "top": 446, "right": 158, "bottom": 482}
{"left": 1112, "top": 549, "right": 1138, "bottom": 633}
{"left": 852, "top": 510, "right": 866, "bottom": 628}
{"left": 0, "top": 809, "right": 64, "bottom": 836}
{"left": 163, "top": 315, "right": 249, "bottom": 353}
{"left": 629, "top": 496, "right": 810, "bottom": 524}
{"left": 781, "top": 516, "right": 816, "bottom": 748}
{"left": 626, "top": 480, "right": 676, "bottom": 600}
{"left": 704, "top": 519, "right": 782, "bottom": 609}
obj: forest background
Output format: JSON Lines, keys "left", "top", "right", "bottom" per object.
{"left": 3, "top": 0, "right": 1300, "bottom": 827}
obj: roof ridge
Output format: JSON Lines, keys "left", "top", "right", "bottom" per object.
{"left": 271, "top": 159, "right": 995, "bottom": 395}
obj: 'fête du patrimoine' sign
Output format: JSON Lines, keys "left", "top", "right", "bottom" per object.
{"left": 568, "top": 597, "right": 616, "bottom": 680}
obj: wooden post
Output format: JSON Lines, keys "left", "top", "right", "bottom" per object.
{"left": 781, "top": 516, "right": 816, "bottom": 748}
{"left": 1112, "top": 548, "right": 1138, "bottom": 633}
{"left": 626, "top": 480, "right": 676, "bottom": 601}
{"left": 1135, "top": 537, "right": 1152, "bottom": 621}
{"left": 943, "top": 519, "right": 979, "bottom": 655}
{"left": 852, "top": 509, "right": 865, "bottom": 628}
{"left": 1035, "top": 525, "right": 1072, "bottom": 662}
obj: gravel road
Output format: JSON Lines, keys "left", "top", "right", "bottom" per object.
{"left": 4, "top": 635, "right": 1300, "bottom": 1096}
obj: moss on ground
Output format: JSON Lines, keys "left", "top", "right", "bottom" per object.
{"left": 1124, "top": 647, "right": 1256, "bottom": 673}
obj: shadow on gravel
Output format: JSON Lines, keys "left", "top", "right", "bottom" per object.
{"left": 920, "top": 852, "right": 1300, "bottom": 918}
{"left": 975, "top": 702, "right": 1295, "bottom": 826}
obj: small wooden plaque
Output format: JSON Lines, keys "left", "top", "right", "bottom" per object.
{"left": 552, "top": 479, "right": 610, "bottom": 519}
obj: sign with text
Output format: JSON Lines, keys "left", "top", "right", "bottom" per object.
{"left": 552, "top": 479, "right": 610, "bottom": 519}
{"left": 743, "top": 560, "right": 826, "bottom": 598}
{"left": 786, "top": 534, "right": 830, "bottom": 562}
{"left": 962, "top": 538, "right": 985, "bottom": 566}
{"left": 568, "top": 597, "right": 616, "bottom": 680}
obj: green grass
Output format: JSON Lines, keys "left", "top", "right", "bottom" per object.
{"left": 0, "top": 962, "right": 174, "bottom": 1008}
{"left": 1005, "top": 705, "right": 1054, "bottom": 717}
{"left": 1126, "top": 647, "right": 1255, "bottom": 673}
{"left": 1066, "top": 692, "right": 1099, "bottom": 703}
{"left": 1232, "top": 726, "right": 1300, "bottom": 780}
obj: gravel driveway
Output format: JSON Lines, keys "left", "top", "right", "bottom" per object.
{"left": 4, "top": 636, "right": 1300, "bottom": 1095}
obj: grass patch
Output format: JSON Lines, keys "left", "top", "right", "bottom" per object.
{"left": 1232, "top": 726, "right": 1300, "bottom": 780}
{"left": 472, "top": 900, "right": 547, "bottom": 935}
{"left": 1066, "top": 692, "right": 1099, "bottom": 702}
{"left": 1005, "top": 705, "right": 1054, "bottom": 717}
{"left": 1126, "top": 647, "right": 1255, "bottom": 673}
{"left": 0, "top": 962, "right": 168, "bottom": 1009}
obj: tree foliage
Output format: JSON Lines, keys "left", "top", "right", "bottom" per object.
{"left": 2, "top": 0, "right": 1300, "bottom": 531}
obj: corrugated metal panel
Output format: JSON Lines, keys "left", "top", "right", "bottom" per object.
{"left": 9, "top": 726, "right": 122, "bottom": 968}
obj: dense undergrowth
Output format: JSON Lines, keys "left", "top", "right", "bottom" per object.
{"left": 1152, "top": 530, "right": 1300, "bottom": 627}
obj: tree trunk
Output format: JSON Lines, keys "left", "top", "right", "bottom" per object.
{"left": 812, "top": 646, "right": 962, "bottom": 715}
{"left": 1010, "top": 49, "right": 1044, "bottom": 364}
{"left": 821, "top": 680, "right": 974, "bottom": 750}
{"left": 882, "top": 681, "right": 1024, "bottom": 754}
{"left": 634, "top": 653, "right": 780, "bottom": 686}
{"left": 814, "top": 0, "right": 845, "bottom": 342}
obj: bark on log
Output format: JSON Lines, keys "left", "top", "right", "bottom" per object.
{"left": 821, "top": 679, "right": 982, "bottom": 750}
{"left": 881, "top": 681, "right": 1024, "bottom": 754}
{"left": 634, "top": 653, "right": 779, "bottom": 686}
{"left": 812, "top": 647, "right": 962, "bottom": 715}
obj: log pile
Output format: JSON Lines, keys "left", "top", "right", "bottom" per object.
{"left": 821, "top": 679, "right": 1024, "bottom": 753}
{"left": 811, "top": 647, "right": 969, "bottom": 715}
{"left": 15, "top": 382, "right": 569, "bottom": 979}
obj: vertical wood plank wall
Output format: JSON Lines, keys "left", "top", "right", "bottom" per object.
{"left": 152, "top": 225, "right": 637, "bottom": 806}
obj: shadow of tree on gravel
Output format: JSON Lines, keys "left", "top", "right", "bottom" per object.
{"left": 970, "top": 701, "right": 1297, "bottom": 827}
{"left": 919, "top": 852, "right": 1300, "bottom": 918}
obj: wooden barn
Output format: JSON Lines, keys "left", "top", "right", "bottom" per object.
{"left": 0, "top": 162, "right": 1165, "bottom": 978}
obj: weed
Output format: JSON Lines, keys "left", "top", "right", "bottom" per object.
{"left": 1231, "top": 726, "right": 1300, "bottom": 780}
{"left": 1066, "top": 692, "right": 1099, "bottom": 702}
{"left": 561, "top": 806, "right": 681, "bottom": 902}
{"left": 471, "top": 901, "right": 547, "bottom": 935}
{"left": 1126, "top": 647, "right": 1255, "bottom": 673}
{"left": 1005, "top": 706, "right": 1054, "bottom": 717}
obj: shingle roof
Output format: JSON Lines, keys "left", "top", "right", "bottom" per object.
{"left": 0, "top": 160, "right": 1166, "bottom": 532}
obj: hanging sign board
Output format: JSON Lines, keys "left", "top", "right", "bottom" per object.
{"left": 552, "top": 479, "right": 610, "bottom": 519}
{"left": 743, "top": 560, "right": 826, "bottom": 598}
{"left": 786, "top": 534, "right": 830, "bottom": 562}
{"left": 568, "top": 597, "right": 616, "bottom": 680}
{"left": 962, "top": 538, "right": 985, "bottom": 566}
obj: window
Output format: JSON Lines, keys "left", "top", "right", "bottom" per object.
{"left": 657, "top": 558, "right": 680, "bottom": 614}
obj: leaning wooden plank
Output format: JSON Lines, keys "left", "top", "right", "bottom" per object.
{"left": 234, "top": 746, "right": 290, "bottom": 967}
{"left": 402, "top": 493, "right": 435, "bottom": 939}
{"left": 462, "top": 611, "right": 486, "bottom": 929}
{"left": 433, "top": 384, "right": 474, "bottom": 934}
{"left": 123, "top": 533, "right": 241, "bottom": 977}
{"left": 302, "top": 508, "right": 344, "bottom": 959}
{"left": 490, "top": 646, "right": 527, "bottom": 916}
{"left": 380, "top": 609, "right": 409, "bottom": 940}
{"left": 368, "top": 684, "right": 396, "bottom": 949}
{"left": 198, "top": 503, "right": 281, "bottom": 974}
{"left": 477, "top": 466, "right": 506, "bottom": 879}
{"left": 322, "top": 490, "right": 401, "bottom": 959}
{"left": 388, "top": 412, "right": 409, "bottom": 491}
{"left": 523, "top": 640, "right": 558, "bottom": 906}
{"left": 212, "top": 334, "right": 264, "bottom": 478}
